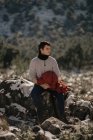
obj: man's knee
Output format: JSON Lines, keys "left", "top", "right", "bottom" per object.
{"left": 30, "top": 84, "right": 45, "bottom": 104}
{"left": 31, "top": 84, "right": 41, "bottom": 97}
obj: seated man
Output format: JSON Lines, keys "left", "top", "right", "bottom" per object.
{"left": 29, "top": 41, "right": 69, "bottom": 123}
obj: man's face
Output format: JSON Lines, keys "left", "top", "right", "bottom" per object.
{"left": 40, "top": 45, "right": 51, "bottom": 55}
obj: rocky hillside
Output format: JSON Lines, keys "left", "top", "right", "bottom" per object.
{"left": 0, "top": 71, "right": 93, "bottom": 139}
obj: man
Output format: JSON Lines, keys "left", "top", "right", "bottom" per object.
{"left": 29, "top": 41, "right": 68, "bottom": 123}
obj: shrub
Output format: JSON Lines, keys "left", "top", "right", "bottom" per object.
{"left": 11, "top": 14, "right": 24, "bottom": 33}
{"left": 2, "top": 14, "right": 9, "bottom": 22}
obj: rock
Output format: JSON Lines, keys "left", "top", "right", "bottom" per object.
{"left": 0, "top": 131, "right": 17, "bottom": 140}
{"left": 89, "top": 105, "right": 93, "bottom": 120}
{"left": 65, "top": 93, "right": 76, "bottom": 107}
{"left": 41, "top": 117, "right": 64, "bottom": 135}
{"left": 9, "top": 126, "right": 20, "bottom": 133}
{"left": 0, "top": 114, "right": 18, "bottom": 140}
{"left": 5, "top": 103, "right": 27, "bottom": 119}
{"left": 0, "top": 78, "right": 56, "bottom": 121}
{"left": 32, "top": 125, "right": 41, "bottom": 133}
{"left": 0, "top": 77, "right": 58, "bottom": 131}
{"left": 35, "top": 132, "right": 48, "bottom": 140}
{"left": 36, "top": 129, "right": 58, "bottom": 140}
{"left": 69, "top": 99, "right": 91, "bottom": 120}
{"left": 0, "top": 78, "right": 36, "bottom": 121}
{"left": 87, "top": 134, "right": 93, "bottom": 140}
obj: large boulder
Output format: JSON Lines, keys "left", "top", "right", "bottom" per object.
{"left": 41, "top": 117, "right": 63, "bottom": 135}
{"left": 0, "top": 78, "right": 36, "bottom": 123}
{"left": 0, "top": 131, "right": 17, "bottom": 140}
{"left": 0, "top": 77, "right": 57, "bottom": 125}
{"left": 69, "top": 100, "right": 91, "bottom": 120}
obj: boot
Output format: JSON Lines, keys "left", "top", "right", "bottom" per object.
{"left": 36, "top": 107, "right": 47, "bottom": 124}
{"left": 59, "top": 114, "right": 71, "bottom": 124}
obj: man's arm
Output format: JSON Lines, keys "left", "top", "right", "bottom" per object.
{"left": 29, "top": 59, "right": 37, "bottom": 84}
{"left": 52, "top": 58, "right": 61, "bottom": 79}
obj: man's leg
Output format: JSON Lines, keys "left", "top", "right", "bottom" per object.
{"left": 31, "top": 84, "right": 45, "bottom": 122}
{"left": 54, "top": 92, "right": 64, "bottom": 117}
{"left": 49, "top": 90, "right": 71, "bottom": 123}
{"left": 49, "top": 90, "right": 64, "bottom": 118}
{"left": 49, "top": 94, "right": 60, "bottom": 118}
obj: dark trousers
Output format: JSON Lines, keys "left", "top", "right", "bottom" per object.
{"left": 31, "top": 84, "right": 64, "bottom": 120}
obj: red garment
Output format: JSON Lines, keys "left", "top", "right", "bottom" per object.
{"left": 37, "top": 71, "right": 68, "bottom": 94}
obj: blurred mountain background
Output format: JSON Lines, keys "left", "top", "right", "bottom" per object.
{"left": 0, "top": 0, "right": 93, "bottom": 74}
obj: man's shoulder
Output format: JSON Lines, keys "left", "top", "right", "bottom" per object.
{"left": 31, "top": 57, "right": 38, "bottom": 62}
{"left": 49, "top": 56, "right": 56, "bottom": 62}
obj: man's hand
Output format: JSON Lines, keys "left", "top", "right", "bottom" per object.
{"left": 66, "top": 85, "right": 72, "bottom": 91}
{"left": 58, "top": 79, "right": 64, "bottom": 87}
{"left": 40, "top": 83, "right": 50, "bottom": 89}
{"left": 33, "top": 79, "right": 37, "bottom": 84}
{"left": 58, "top": 79, "right": 71, "bottom": 91}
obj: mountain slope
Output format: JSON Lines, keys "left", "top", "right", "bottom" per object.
{"left": 0, "top": 0, "right": 93, "bottom": 71}
{"left": 0, "top": 0, "right": 93, "bottom": 37}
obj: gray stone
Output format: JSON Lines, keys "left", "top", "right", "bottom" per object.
{"left": 41, "top": 117, "right": 64, "bottom": 135}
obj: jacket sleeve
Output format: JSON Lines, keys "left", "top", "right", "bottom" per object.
{"left": 28, "top": 59, "right": 37, "bottom": 82}
{"left": 52, "top": 59, "right": 61, "bottom": 78}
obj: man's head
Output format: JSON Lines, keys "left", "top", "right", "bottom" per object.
{"left": 38, "top": 41, "right": 51, "bottom": 56}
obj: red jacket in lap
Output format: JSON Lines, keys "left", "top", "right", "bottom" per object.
{"left": 37, "top": 71, "right": 69, "bottom": 94}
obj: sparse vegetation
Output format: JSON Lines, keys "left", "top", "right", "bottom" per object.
{"left": 0, "top": 33, "right": 93, "bottom": 74}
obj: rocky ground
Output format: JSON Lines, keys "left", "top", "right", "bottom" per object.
{"left": 0, "top": 69, "right": 93, "bottom": 140}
